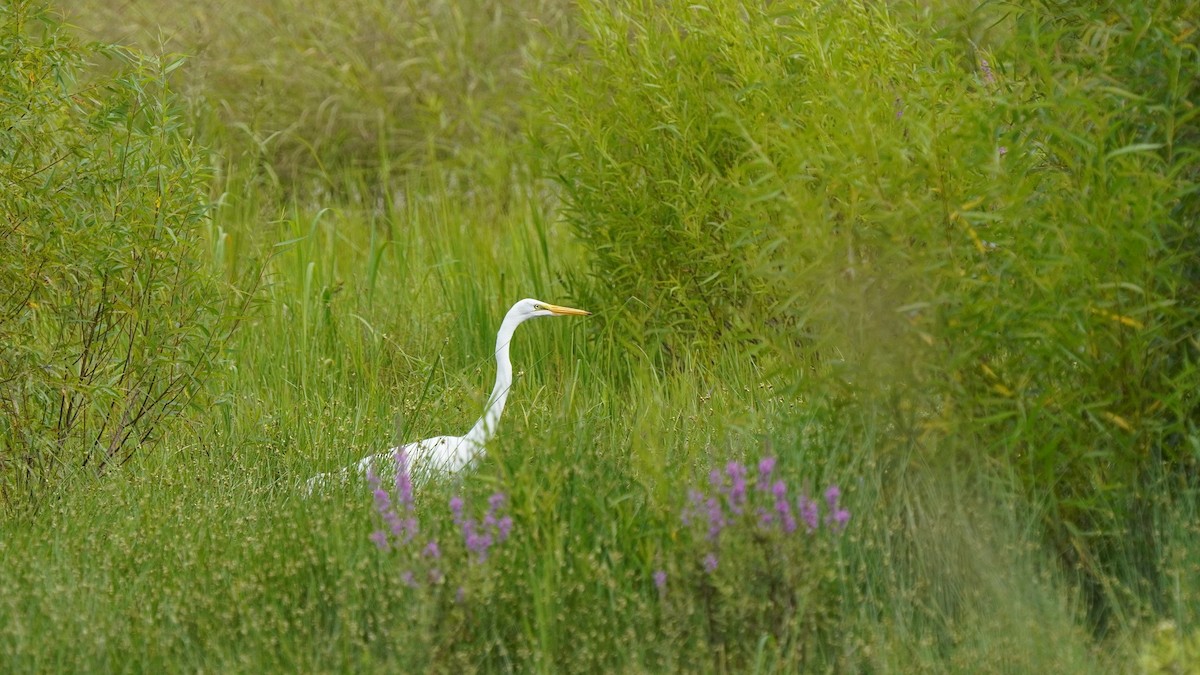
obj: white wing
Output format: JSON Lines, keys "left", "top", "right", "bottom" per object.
{"left": 303, "top": 434, "right": 483, "bottom": 496}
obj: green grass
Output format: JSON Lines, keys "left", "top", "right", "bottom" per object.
{"left": 2, "top": 0, "right": 1199, "bottom": 671}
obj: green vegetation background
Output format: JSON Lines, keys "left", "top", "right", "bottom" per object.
{"left": 1, "top": 0, "right": 1198, "bottom": 671}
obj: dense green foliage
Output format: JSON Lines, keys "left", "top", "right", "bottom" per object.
{"left": 541, "top": 1, "right": 959, "bottom": 360}
{"left": 0, "top": 1, "right": 233, "bottom": 500}
{"left": 55, "top": 0, "right": 574, "bottom": 192}
{"left": 542, "top": 0, "right": 1200, "bottom": 623}
{"left": 0, "top": 0, "right": 1197, "bottom": 671}
{"left": 929, "top": 1, "right": 1200, "bottom": 621}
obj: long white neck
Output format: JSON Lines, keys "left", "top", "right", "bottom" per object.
{"left": 464, "top": 309, "right": 523, "bottom": 449}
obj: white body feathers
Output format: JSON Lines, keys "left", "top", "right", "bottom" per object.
{"left": 304, "top": 298, "right": 588, "bottom": 494}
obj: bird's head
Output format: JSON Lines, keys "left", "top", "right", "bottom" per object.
{"left": 513, "top": 298, "right": 591, "bottom": 320}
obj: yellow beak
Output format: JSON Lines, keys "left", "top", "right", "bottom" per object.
{"left": 544, "top": 303, "right": 591, "bottom": 317}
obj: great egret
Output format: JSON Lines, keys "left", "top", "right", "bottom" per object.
{"left": 305, "top": 298, "right": 590, "bottom": 493}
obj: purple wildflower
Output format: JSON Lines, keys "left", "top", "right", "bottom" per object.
{"left": 449, "top": 493, "right": 512, "bottom": 565}
{"left": 798, "top": 494, "right": 820, "bottom": 533}
{"left": 424, "top": 539, "right": 441, "bottom": 559}
{"left": 369, "top": 530, "right": 389, "bottom": 550}
{"left": 709, "top": 469, "right": 722, "bottom": 489}
{"left": 400, "top": 570, "right": 417, "bottom": 588}
{"left": 832, "top": 508, "right": 851, "bottom": 533}
{"left": 824, "top": 485, "right": 841, "bottom": 510}
{"left": 705, "top": 496, "right": 725, "bottom": 541}
{"left": 373, "top": 487, "right": 392, "bottom": 515}
{"left": 998, "top": 145, "right": 1008, "bottom": 158}
{"left": 758, "top": 507, "right": 775, "bottom": 528}
{"left": 724, "top": 461, "right": 747, "bottom": 513}
{"left": 393, "top": 450, "right": 414, "bottom": 510}
{"left": 384, "top": 511, "right": 404, "bottom": 538}
{"left": 466, "top": 528, "right": 494, "bottom": 563}
{"left": 780, "top": 507, "right": 798, "bottom": 534}
{"left": 429, "top": 568, "right": 444, "bottom": 584}
{"left": 487, "top": 493, "right": 512, "bottom": 540}
{"left": 653, "top": 569, "right": 667, "bottom": 594}
{"left": 367, "top": 462, "right": 419, "bottom": 549}
{"left": 757, "top": 457, "right": 776, "bottom": 492}
{"left": 703, "top": 553, "right": 719, "bottom": 574}
{"left": 758, "top": 457, "right": 776, "bottom": 482}
{"left": 772, "top": 481, "right": 797, "bottom": 534}
{"left": 771, "top": 479, "right": 787, "bottom": 500}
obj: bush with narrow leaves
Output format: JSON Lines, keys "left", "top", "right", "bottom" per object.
{"left": 0, "top": 1, "right": 232, "bottom": 503}
{"left": 539, "top": 0, "right": 1200, "bottom": 623}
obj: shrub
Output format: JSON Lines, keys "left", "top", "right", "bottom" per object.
{"left": 0, "top": 1, "right": 232, "bottom": 503}
{"left": 922, "top": 0, "right": 1200, "bottom": 619}
{"left": 539, "top": 0, "right": 1200, "bottom": 622}
{"left": 536, "top": 0, "right": 967, "bottom": 364}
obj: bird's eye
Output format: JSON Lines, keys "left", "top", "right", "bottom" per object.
{"left": 534, "top": 304, "right": 543, "bottom": 310}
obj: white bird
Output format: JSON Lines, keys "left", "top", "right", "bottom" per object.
{"left": 305, "top": 298, "right": 590, "bottom": 493}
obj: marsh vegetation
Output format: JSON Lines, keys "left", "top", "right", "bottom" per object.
{"left": 2, "top": 0, "right": 1198, "bottom": 670}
